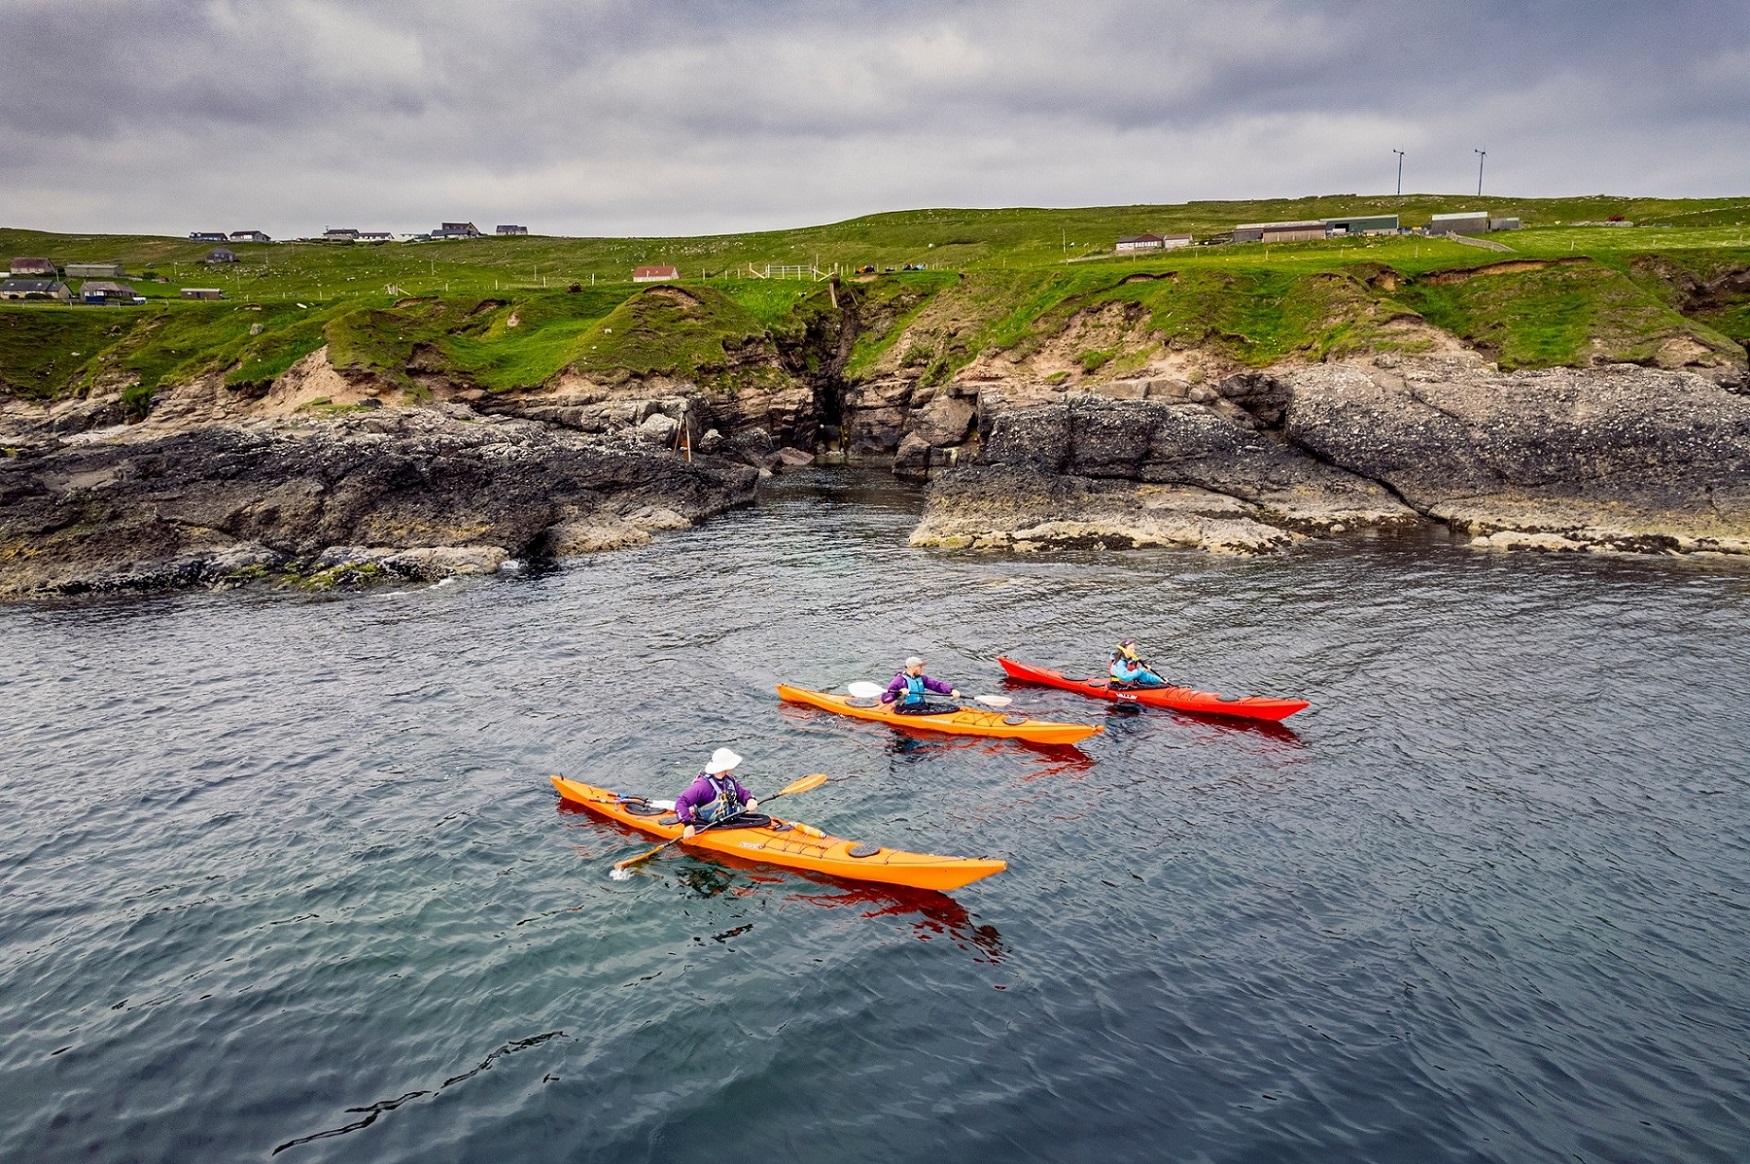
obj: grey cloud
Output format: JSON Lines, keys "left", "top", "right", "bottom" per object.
{"left": 1, "top": 0, "right": 1746, "bottom": 237}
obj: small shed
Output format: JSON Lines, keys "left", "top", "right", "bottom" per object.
{"left": 66, "top": 262, "right": 126, "bottom": 279}
{"left": 230, "top": 230, "right": 271, "bottom": 242}
{"left": 181, "top": 288, "right": 226, "bottom": 300}
{"left": 0, "top": 279, "right": 72, "bottom": 303}
{"left": 1489, "top": 217, "right": 1521, "bottom": 231}
{"left": 1116, "top": 234, "right": 1164, "bottom": 252}
{"left": 1160, "top": 233, "right": 1193, "bottom": 249}
{"left": 9, "top": 257, "right": 56, "bottom": 277}
{"left": 633, "top": 265, "right": 679, "bottom": 283}
{"left": 206, "top": 248, "right": 238, "bottom": 263}
{"left": 1427, "top": 211, "right": 1490, "bottom": 236}
{"left": 79, "top": 280, "right": 138, "bottom": 304}
{"left": 496, "top": 225, "right": 529, "bottom": 236}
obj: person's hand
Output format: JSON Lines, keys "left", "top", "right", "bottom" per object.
{"left": 950, "top": 689, "right": 962, "bottom": 699}
{"left": 745, "top": 798, "right": 759, "bottom": 811}
{"left": 683, "top": 824, "right": 696, "bottom": 839}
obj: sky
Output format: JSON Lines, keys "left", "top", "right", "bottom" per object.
{"left": 2, "top": 0, "right": 1748, "bottom": 238}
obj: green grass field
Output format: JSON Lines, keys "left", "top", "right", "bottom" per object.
{"left": 4, "top": 193, "right": 1748, "bottom": 407}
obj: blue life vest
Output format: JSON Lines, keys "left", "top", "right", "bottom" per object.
{"left": 903, "top": 674, "right": 927, "bottom": 706}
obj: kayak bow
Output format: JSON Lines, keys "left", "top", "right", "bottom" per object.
{"left": 776, "top": 683, "right": 1102, "bottom": 745}
{"left": 997, "top": 657, "right": 1308, "bottom": 723}
{"left": 552, "top": 775, "right": 1006, "bottom": 892}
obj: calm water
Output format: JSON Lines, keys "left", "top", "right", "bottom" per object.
{"left": 3, "top": 471, "right": 1748, "bottom": 1164}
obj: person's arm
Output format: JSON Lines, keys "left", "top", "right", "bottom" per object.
{"left": 924, "top": 675, "right": 959, "bottom": 697}
{"left": 735, "top": 777, "right": 757, "bottom": 811}
{"left": 881, "top": 673, "right": 906, "bottom": 703}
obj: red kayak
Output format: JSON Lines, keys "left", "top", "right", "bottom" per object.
{"left": 997, "top": 656, "right": 1309, "bottom": 723}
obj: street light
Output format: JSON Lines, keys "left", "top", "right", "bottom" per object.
{"left": 1474, "top": 148, "right": 1487, "bottom": 197}
{"left": 1393, "top": 149, "right": 1405, "bottom": 196}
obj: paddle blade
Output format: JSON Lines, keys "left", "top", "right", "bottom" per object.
{"left": 774, "top": 772, "right": 828, "bottom": 797}
{"left": 973, "top": 694, "right": 1013, "bottom": 708}
{"left": 612, "top": 841, "right": 671, "bottom": 875}
{"left": 846, "top": 681, "right": 884, "bottom": 699}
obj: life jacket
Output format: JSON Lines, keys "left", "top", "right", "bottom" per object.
{"left": 902, "top": 674, "right": 927, "bottom": 707}
{"left": 699, "top": 773, "right": 745, "bottom": 820}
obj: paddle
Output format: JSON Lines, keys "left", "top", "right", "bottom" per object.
{"left": 846, "top": 681, "right": 1013, "bottom": 709}
{"left": 609, "top": 772, "right": 829, "bottom": 879}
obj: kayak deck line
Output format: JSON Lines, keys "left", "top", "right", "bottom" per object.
{"left": 551, "top": 775, "right": 1007, "bottom": 893}
{"left": 776, "top": 683, "right": 1103, "bottom": 746}
{"left": 997, "top": 657, "right": 1309, "bottom": 723}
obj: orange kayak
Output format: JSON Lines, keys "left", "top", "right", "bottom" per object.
{"left": 776, "top": 683, "right": 1103, "bottom": 746}
{"left": 550, "top": 776, "right": 1007, "bottom": 893}
{"left": 998, "top": 656, "right": 1309, "bottom": 722}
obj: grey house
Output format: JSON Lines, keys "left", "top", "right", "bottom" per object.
{"left": 0, "top": 278, "right": 72, "bottom": 303}
{"left": 206, "top": 248, "right": 238, "bottom": 263}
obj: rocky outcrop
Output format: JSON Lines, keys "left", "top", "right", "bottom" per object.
{"left": 0, "top": 407, "right": 759, "bottom": 598}
{"left": 913, "top": 355, "right": 1750, "bottom": 557}
{"left": 1285, "top": 357, "right": 1750, "bottom": 554}
{"left": 910, "top": 390, "right": 1418, "bottom": 552}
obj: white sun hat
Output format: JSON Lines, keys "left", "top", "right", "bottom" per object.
{"left": 905, "top": 655, "right": 924, "bottom": 667}
{"left": 705, "top": 747, "right": 743, "bottom": 774}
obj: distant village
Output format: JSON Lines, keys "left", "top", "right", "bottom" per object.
{"left": 3, "top": 210, "right": 1524, "bottom": 306}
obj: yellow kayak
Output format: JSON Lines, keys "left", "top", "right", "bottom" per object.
{"left": 776, "top": 683, "right": 1102, "bottom": 746}
{"left": 551, "top": 776, "right": 1006, "bottom": 892}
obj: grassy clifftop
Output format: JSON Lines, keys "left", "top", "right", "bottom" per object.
{"left": 4, "top": 195, "right": 1749, "bottom": 413}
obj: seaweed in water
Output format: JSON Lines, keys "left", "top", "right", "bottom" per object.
{"left": 271, "top": 1030, "right": 568, "bottom": 1155}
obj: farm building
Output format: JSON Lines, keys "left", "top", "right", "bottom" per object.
{"left": 1324, "top": 214, "right": 1399, "bottom": 236}
{"left": 230, "top": 230, "right": 271, "bottom": 242}
{"left": 633, "top": 265, "right": 679, "bottom": 283}
{"left": 1159, "top": 233, "right": 1193, "bottom": 249}
{"left": 1116, "top": 234, "right": 1164, "bottom": 252}
{"left": 206, "top": 248, "right": 238, "bottom": 263}
{"left": 79, "top": 281, "right": 139, "bottom": 304}
{"left": 10, "top": 257, "right": 56, "bottom": 276}
{"left": 496, "top": 225, "right": 529, "bottom": 235}
{"left": 432, "top": 222, "right": 483, "bottom": 239}
{"left": 65, "top": 262, "right": 125, "bottom": 278}
{"left": 323, "top": 228, "right": 361, "bottom": 241}
{"left": 189, "top": 232, "right": 228, "bottom": 242}
{"left": 1427, "top": 211, "right": 1490, "bottom": 236}
{"left": 0, "top": 279, "right": 71, "bottom": 303}
{"left": 1490, "top": 217, "right": 1521, "bottom": 231}
{"left": 181, "top": 288, "right": 225, "bottom": 300}
{"left": 1234, "top": 220, "right": 1329, "bottom": 243}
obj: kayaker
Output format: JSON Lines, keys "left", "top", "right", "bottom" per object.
{"left": 882, "top": 656, "right": 962, "bottom": 715}
{"left": 1109, "top": 640, "right": 1168, "bottom": 688}
{"left": 674, "top": 747, "right": 758, "bottom": 839}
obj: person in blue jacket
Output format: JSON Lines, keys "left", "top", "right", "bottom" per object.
{"left": 882, "top": 656, "right": 962, "bottom": 715}
{"left": 1109, "top": 640, "right": 1168, "bottom": 688}
{"left": 674, "top": 748, "right": 758, "bottom": 839}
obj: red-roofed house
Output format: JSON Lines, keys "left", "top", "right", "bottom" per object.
{"left": 633, "top": 265, "right": 679, "bottom": 283}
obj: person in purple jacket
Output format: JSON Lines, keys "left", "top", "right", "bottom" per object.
{"left": 674, "top": 748, "right": 758, "bottom": 839}
{"left": 882, "top": 656, "right": 962, "bottom": 716}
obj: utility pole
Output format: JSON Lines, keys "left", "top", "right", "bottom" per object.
{"left": 1474, "top": 148, "right": 1487, "bottom": 197}
{"left": 1393, "top": 149, "right": 1405, "bottom": 196}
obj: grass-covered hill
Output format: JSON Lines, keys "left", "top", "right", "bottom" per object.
{"left": 4, "top": 193, "right": 1749, "bottom": 416}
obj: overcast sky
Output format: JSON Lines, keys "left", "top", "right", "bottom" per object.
{"left": 3, "top": 0, "right": 1747, "bottom": 238}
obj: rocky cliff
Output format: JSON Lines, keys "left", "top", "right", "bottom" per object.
{"left": 910, "top": 354, "right": 1750, "bottom": 557}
